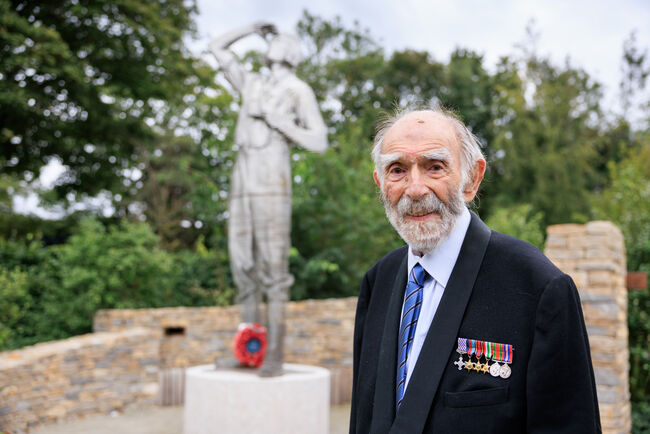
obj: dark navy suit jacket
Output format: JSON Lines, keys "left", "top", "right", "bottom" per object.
{"left": 350, "top": 213, "right": 601, "bottom": 433}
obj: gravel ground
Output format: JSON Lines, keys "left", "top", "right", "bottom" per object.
{"left": 31, "top": 404, "right": 351, "bottom": 434}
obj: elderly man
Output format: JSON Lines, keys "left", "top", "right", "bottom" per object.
{"left": 210, "top": 22, "right": 328, "bottom": 376}
{"left": 350, "top": 107, "right": 601, "bottom": 433}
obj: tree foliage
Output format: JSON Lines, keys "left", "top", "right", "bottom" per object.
{"left": 0, "top": 0, "right": 200, "bottom": 201}
{"left": 0, "top": 218, "right": 234, "bottom": 350}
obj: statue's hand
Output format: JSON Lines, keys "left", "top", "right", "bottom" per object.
{"left": 254, "top": 21, "right": 278, "bottom": 38}
{"left": 261, "top": 111, "right": 289, "bottom": 132}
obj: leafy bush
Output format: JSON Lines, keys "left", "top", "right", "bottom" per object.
{"left": 632, "top": 402, "right": 650, "bottom": 434}
{"left": 290, "top": 247, "right": 345, "bottom": 300}
{"left": 484, "top": 203, "right": 545, "bottom": 249}
{"left": 39, "top": 218, "right": 175, "bottom": 337}
{"left": 166, "top": 238, "right": 235, "bottom": 307}
{"left": 0, "top": 267, "right": 30, "bottom": 348}
{"left": 0, "top": 218, "right": 235, "bottom": 351}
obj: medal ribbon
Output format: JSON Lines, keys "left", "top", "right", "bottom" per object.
{"left": 485, "top": 341, "right": 493, "bottom": 360}
{"left": 494, "top": 343, "right": 514, "bottom": 363}
{"left": 504, "top": 344, "right": 513, "bottom": 363}
{"left": 457, "top": 338, "right": 467, "bottom": 354}
{"left": 476, "top": 340, "right": 484, "bottom": 359}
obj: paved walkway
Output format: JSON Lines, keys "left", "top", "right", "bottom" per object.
{"left": 31, "top": 404, "right": 351, "bottom": 434}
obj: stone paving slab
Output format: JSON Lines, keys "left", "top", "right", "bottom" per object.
{"left": 30, "top": 404, "right": 351, "bottom": 434}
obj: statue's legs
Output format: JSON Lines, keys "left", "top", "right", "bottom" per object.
{"left": 228, "top": 194, "right": 262, "bottom": 324}
{"left": 251, "top": 192, "right": 294, "bottom": 377}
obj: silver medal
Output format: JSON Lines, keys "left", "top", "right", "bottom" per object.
{"left": 489, "top": 361, "right": 501, "bottom": 377}
{"left": 499, "top": 363, "right": 511, "bottom": 379}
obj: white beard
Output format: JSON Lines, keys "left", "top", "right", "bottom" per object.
{"left": 382, "top": 186, "right": 465, "bottom": 254}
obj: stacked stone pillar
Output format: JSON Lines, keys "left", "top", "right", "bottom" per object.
{"left": 545, "top": 221, "right": 630, "bottom": 434}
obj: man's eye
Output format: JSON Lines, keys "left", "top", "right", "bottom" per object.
{"left": 430, "top": 163, "right": 444, "bottom": 171}
{"left": 389, "top": 166, "right": 405, "bottom": 174}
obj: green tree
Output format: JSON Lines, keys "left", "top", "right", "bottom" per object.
{"left": 487, "top": 53, "right": 603, "bottom": 225}
{"left": 0, "top": 0, "right": 201, "bottom": 203}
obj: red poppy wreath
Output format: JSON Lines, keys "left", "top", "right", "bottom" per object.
{"left": 233, "top": 323, "right": 267, "bottom": 368}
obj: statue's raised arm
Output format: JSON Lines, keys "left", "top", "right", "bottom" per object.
{"left": 209, "top": 22, "right": 277, "bottom": 92}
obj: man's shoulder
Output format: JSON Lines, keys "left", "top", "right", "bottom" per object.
{"left": 485, "top": 230, "right": 565, "bottom": 288}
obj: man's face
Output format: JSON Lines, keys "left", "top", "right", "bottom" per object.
{"left": 373, "top": 112, "right": 480, "bottom": 254}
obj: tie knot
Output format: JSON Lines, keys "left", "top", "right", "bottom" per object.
{"left": 409, "top": 263, "right": 427, "bottom": 287}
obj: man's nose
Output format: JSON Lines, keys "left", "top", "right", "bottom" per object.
{"left": 404, "top": 168, "right": 429, "bottom": 199}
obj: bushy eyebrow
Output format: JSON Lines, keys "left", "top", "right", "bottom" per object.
{"left": 379, "top": 150, "right": 450, "bottom": 170}
{"left": 378, "top": 153, "right": 401, "bottom": 168}
{"left": 422, "top": 150, "right": 450, "bottom": 162}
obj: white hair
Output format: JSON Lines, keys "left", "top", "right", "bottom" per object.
{"left": 372, "top": 105, "right": 486, "bottom": 192}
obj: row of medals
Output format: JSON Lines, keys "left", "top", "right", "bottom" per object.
{"left": 454, "top": 353, "right": 512, "bottom": 379}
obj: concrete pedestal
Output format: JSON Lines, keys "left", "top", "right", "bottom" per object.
{"left": 183, "top": 364, "right": 330, "bottom": 434}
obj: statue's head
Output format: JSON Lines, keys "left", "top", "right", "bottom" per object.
{"left": 266, "top": 33, "right": 303, "bottom": 68}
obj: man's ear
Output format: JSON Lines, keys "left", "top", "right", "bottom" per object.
{"left": 373, "top": 171, "right": 381, "bottom": 187}
{"left": 463, "top": 158, "right": 486, "bottom": 202}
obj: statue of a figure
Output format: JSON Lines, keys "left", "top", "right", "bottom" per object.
{"left": 210, "top": 22, "right": 328, "bottom": 376}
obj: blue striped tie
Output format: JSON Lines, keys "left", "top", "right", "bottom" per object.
{"left": 396, "top": 263, "right": 427, "bottom": 410}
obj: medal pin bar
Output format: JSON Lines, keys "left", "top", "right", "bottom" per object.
{"left": 456, "top": 338, "right": 514, "bottom": 378}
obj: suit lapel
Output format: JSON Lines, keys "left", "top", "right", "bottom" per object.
{"left": 369, "top": 253, "right": 408, "bottom": 434}
{"left": 390, "top": 213, "right": 492, "bottom": 433}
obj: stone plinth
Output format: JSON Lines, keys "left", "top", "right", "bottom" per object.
{"left": 184, "top": 364, "right": 330, "bottom": 434}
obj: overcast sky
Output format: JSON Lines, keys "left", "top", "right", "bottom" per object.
{"left": 192, "top": 0, "right": 650, "bottom": 113}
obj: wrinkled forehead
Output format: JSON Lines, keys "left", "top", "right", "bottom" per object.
{"left": 381, "top": 111, "right": 460, "bottom": 156}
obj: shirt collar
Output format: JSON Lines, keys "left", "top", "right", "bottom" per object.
{"left": 407, "top": 207, "right": 471, "bottom": 288}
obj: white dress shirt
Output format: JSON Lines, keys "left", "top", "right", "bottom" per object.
{"left": 402, "top": 206, "right": 471, "bottom": 390}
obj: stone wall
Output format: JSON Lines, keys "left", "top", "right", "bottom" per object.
{"left": 0, "top": 328, "right": 160, "bottom": 433}
{"left": 94, "top": 297, "right": 357, "bottom": 404}
{"left": 545, "top": 221, "right": 630, "bottom": 434}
